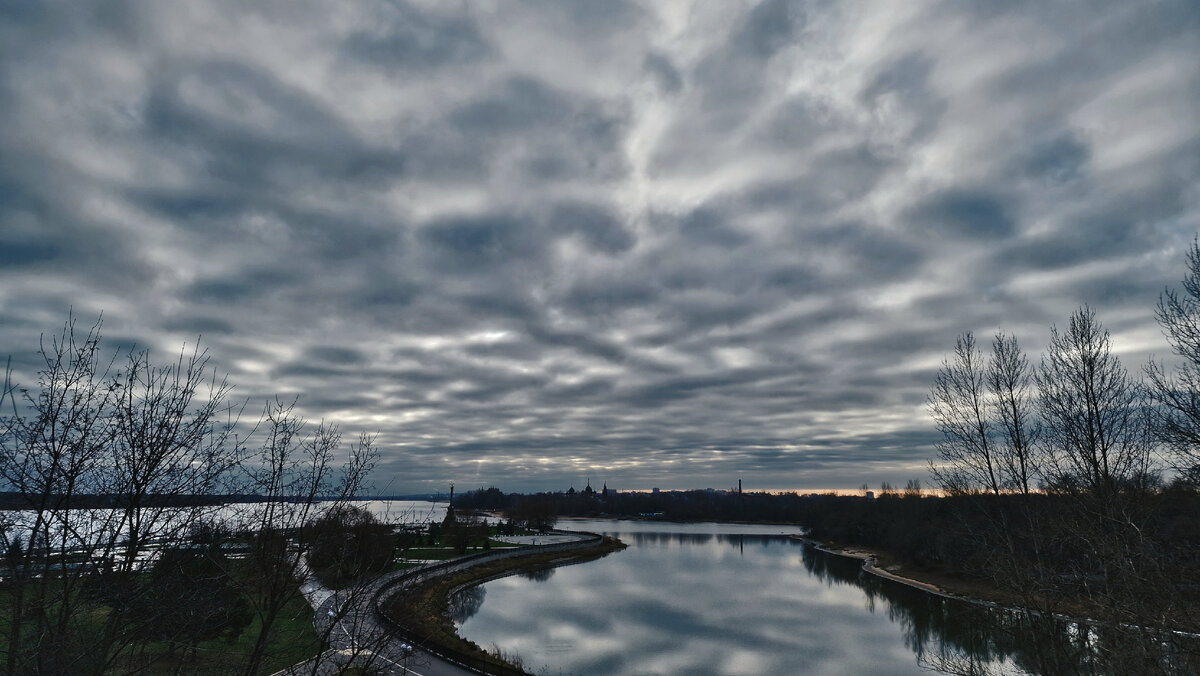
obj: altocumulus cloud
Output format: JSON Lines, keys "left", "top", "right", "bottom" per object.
{"left": 1, "top": 0, "right": 1198, "bottom": 493}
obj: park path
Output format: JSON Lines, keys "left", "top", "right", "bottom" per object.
{"left": 274, "top": 530, "right": 598, "bottom": 676}
{"left": 272, "top": 557, "right": 474, "bottom": 676}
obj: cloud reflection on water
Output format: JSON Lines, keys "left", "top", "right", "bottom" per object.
{"left": 455, "top": 523, "right": 998, "bottom": 675}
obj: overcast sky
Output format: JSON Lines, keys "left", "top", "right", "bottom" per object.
{"left": 2, "top": 1, "right": 1199, "bottom": 494}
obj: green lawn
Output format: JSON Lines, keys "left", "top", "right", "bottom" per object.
{"left": 111, "top": 593, "right": 322, "bottom": 675}
{"left": 1, "top": 577, "right": 321, "bottom": 675}
{"left": 0, "top": 528, "right": 533, "bottom": 673}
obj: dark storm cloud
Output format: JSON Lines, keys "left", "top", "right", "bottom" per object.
{"left": 160, "top": 316, "right": 236, "bottom": 336}
{"left": 733, "top": 0, "right": 807, "bottom": 60}
{"left": 306, "top": 346, "right": 368, "bottom": 366}
{"left": 418, "top": 213, "right": 545, "bottom": 273}
{"left": 0, "top": 237, "right": 60, "bottom": 267}
{"left": 451, "top": 77, "right": 573, "bottom": 134}
{"left": 444, "top": 75, "right": 631, "bottom": 183}
{"left": 906, "top": 188, "right": 1015, "bottom": 239}
{"left": 560, "top": 277, "right": 658, "bottom": 317}
{"left": 142, "top": 61, "right": 405, "bottom": 187}
{"left": 1, "top": 0, "right": 1198, "bottom": 493}
{"left": 546, "top": 201, "right": 636, "bottom": 254}
{"left": 805, "top": 222, "right": 928, "bottom": 281}
{"left": 997, "top": 227, "right": 1128, "bottom": 272}
{"left": 643, "top": 52, "right": 683, "bottom": 94}
{"left": 341, "top": 2, "right": 491, "bottom": 70}
{"left": 859, "top": 52, "right": 945, "bottom": 143}
{"left": 676, "top": 207, "right": 751, "bottom": 249}
{"left": 1015, "top": 132, "right": 1091, "bottom": 185}
{"left": 523, "top": 323, "right": 630, "bottom": 365}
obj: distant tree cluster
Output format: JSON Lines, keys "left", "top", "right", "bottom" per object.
{"left": 305, "top": 505, "right": 393, "bottom": 588}
{"left": 456, "top": 485, "right": 822, "bottom": 523}
{"left": 0, "top": 316, "right": 383, "bottom": 675}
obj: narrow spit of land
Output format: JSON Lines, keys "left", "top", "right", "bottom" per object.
{"left": 801, "top": 538, "right": 1019, "bottom": 605}
{"left": 800, "top": 538, "right": 1004, "bottom": 599}
{"left": 276, "top": 531, "right": 623, "bottom": 675}
{"left": 380, "top": 535, "right": 627, "bottom": 675}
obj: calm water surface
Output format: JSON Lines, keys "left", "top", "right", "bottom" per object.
{"left": 453, "top": 519, "right": 1033, "bottom": 676}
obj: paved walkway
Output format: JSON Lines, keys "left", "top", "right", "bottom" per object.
{"left": 274, "top": 558, "right": 474, "bottom": 676}
{"left": 490, "top": 533, "right": 581, "bottom": 546}
{"left": 275, "top": 530, "right": 596, "bottom": 675}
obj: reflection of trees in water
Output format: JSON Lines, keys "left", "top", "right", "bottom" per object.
{"left": 801, "top": 544, "right": 1200, "bottom": 675}
{"left": 625, "top": 532, "right": 714, "bottom": 546}
{"left": 518, "top": 566, "right": 556, "bottom": 582}
{"left": 621, "top": 531, "right": 802, "bottom": 548}
{"left": 448, "top": 584, "right": 486, "bottom": 624}
{"left": 448, "top": 565, "right": 556, "bottom": 625}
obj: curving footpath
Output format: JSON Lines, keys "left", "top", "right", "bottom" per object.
{"left": 274, "top": 530, "right": 604, "bottom": 676}
{"left": 800, "top": 538, "right": 962, "bottom": 601}
{"left": 801, "top": 537, "right": 1200, "bottom": 642}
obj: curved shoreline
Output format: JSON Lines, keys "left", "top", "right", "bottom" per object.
{"left": 799, "top": 537, "right": 970, "bottom": 602}
{"left": 801, "top": 537, "right": 1200, "bottom": 640}
{"left": 375, "top": 531, "right": 626, "bottom": 675}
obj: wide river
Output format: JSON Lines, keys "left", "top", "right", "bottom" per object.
{"left": 454, "top": 519, "right": 1043, "bottom": 676}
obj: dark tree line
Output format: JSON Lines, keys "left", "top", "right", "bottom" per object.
{"left": 453, "top": 485, "right": 820, "bottom": 524}
{"left": 454, "top": 483, "right": 904, "bottom": 525}
{"left": 0, "top": 315, "right": 388, "bottom": 675}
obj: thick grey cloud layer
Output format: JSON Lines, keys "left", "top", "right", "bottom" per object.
{"left": 2, "top": 0, "right": 1198, "bottom": 493}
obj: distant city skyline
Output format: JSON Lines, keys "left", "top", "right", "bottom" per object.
{"left": 2, "top": 1, "right": 1198, "bottom": 494}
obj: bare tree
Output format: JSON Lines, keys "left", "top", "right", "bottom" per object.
{"left": 988, "top": 332, "right": 1040, "bottom": 496}
{"left": 0, "top": 317, "right": 245, "bottom": 674}
{"left": 105, "top": 344, "right": 238, "bottom": 568}
{"left": 928, "top": 330, "right": 1052, "bottom": 619}
{"left": 1037, "top": 306, "right": 1152, "bottom": 500}
{"left": 1, "top": 315, "right": 393, "bottom": 675}
{"left": 1149, "top": 237, "right": 1200, "bottom": 484}
{"left": 924, "top": 296, "right": 1193, "bottom": 661}
{"left": 233, "top": 398, "right": 377, "bottom": 676}
{"left": 0, "top": 316, "right": 116, "bottom": 675}
{"left": 903, "top": 479, "right": 922, "bottom": 498}
{"left": 929, "top": 332, "right": 1002, "bottom": 496}
{"left": 89, "top": 343, "right": 242, "bottom": 673}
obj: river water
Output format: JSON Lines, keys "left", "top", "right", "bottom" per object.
{"left": 452, "top": 519, "right": 1197, "bottom": 676}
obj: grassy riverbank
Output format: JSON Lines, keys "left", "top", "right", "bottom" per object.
{"left": 382, "top": 536, "right": 627, "bottom": 674}
{"left": 0, "top": 588, "right": 319, "bottom": 675}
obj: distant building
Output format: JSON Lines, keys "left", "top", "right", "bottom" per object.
{"left": 865, "top": 491, "right": 875, "bottom": 499}
{"left": 442, "top": 484, "right": 457, "bottom": 526}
